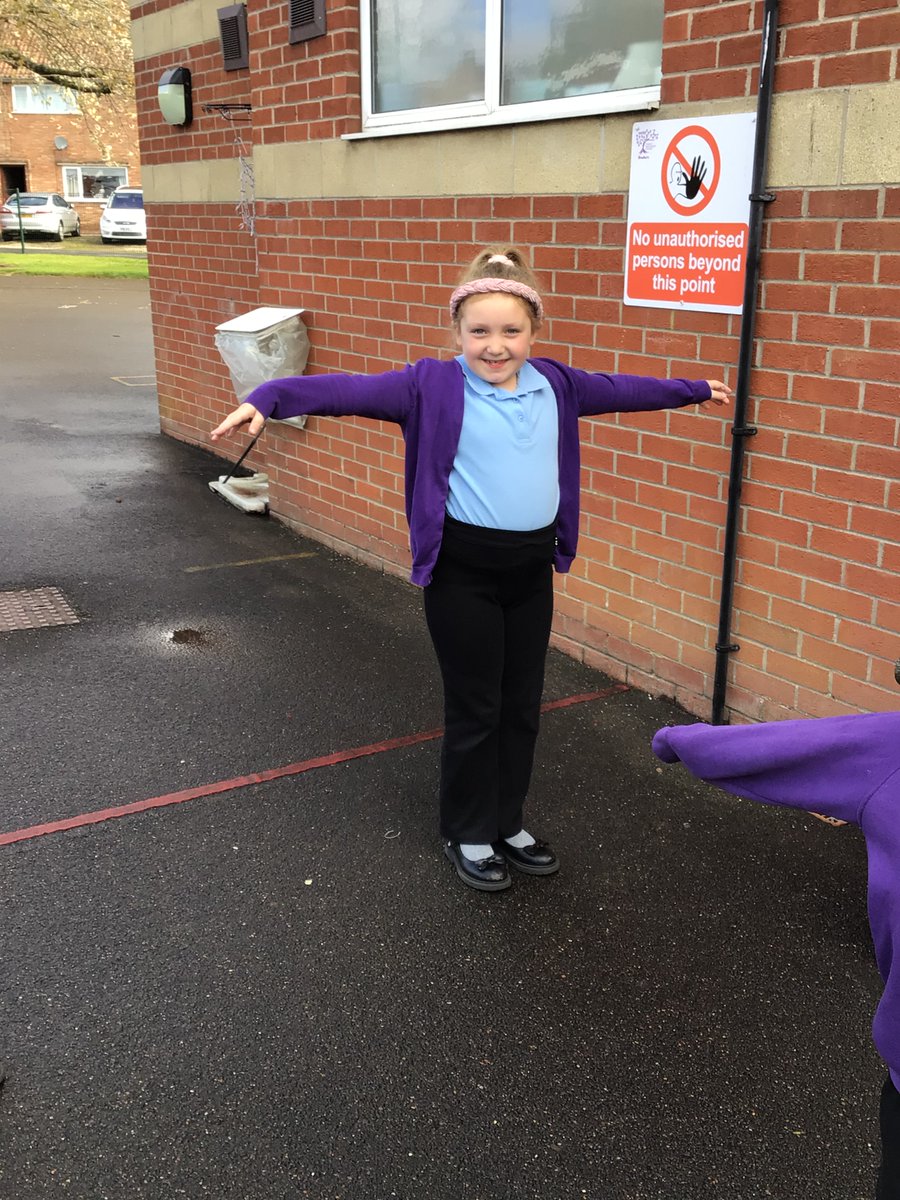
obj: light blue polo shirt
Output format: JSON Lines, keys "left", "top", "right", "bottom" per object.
{"left": 446, "top": 356, "right": 559, "bottom": 530}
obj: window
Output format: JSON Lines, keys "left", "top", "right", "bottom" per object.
{"left": 357, "top": 0, "right": 664, "bottom": 136}
{"left": 11, "top": 84, "right": 79, "bottom": 115}
{"left": 62, "top": 166, "right": 128, "bottom": 201}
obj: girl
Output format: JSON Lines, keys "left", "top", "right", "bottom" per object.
{"left": 210, "top": 246, "right": 732, "bottom": 893}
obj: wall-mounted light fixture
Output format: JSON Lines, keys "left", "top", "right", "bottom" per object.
{"left": 158, "top": 67, "right": 193, "bottom": 127}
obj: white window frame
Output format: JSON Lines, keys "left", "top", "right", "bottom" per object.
{"left": 11, "top": 83, "right": 80, "bottom": 115}
{"left": 62, "top": 165, "right": 130, "bottom": 202}
{"left": 349, "top": 0, "right": 660, "bottom": 141}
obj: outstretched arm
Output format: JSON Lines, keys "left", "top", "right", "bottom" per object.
{"left": 209, "top": 368, "right": 418, "bottom": 444}
{"left": 540, "top": 360, "right": 733, "bottom": 418}
{"left": 652, "top": 711, "right": 900, "bottom": 824}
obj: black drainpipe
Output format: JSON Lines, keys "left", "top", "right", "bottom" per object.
{"left": 710, "top": 0, "right": 780, "bottom": 725}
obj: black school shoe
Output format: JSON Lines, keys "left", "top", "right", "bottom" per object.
{"left": 444, "top": 842, "right": 512, "bottom": 892}
{"left": 494, "top": 839, "right": 559, "bottom": 875}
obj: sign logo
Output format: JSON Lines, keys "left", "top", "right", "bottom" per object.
{"left": 635, "top": 127, "right": 658, "bottom": 161}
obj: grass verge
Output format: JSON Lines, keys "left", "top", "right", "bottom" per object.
{"left": 0, "top": 252, "right": 148, "bottom": 280}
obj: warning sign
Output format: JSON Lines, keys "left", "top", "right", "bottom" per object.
{"left": 625, "top": 113, "right": 755, "bottom": 314}
{"left": 661, "top": 125, "right": 721, "bottom": 216}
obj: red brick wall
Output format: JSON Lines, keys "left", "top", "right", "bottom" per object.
{"left": 252, "top": 1, "right": 360, "bottom": 143}
{"left": 135, "top": 44, "right": 251, "bottom": 167}
{"left": 663, "top": 0, "right": 900, "bottom": 101}
{"left": 138, "top": 0, "right": 900, "bottom": 723}
{"left": 147, "top": 205, "right": 258, "bottom": 435}
{"left": 132, "top": 0, "right": 357, "bottom": 163}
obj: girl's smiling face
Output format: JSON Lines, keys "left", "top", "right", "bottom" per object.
{"left": 454, "top": 293, "right": 537, "bottom": 392}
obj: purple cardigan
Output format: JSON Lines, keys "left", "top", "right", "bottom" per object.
{"left": 653, "top": 712, "right": 900, "bottom": 1090}
{"left": 245, "top": 356, "right": 711, "bottom": 585}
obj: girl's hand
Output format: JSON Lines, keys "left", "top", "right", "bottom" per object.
{"left": 210, "top": 402, "right": 265, "bottom": 442}
{"left": 702, "top": 380, "right": 733, "bottom": 407}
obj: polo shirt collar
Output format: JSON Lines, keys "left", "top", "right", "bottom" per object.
{"left": 456, "top": 355, "right": 544, "bottom": 400}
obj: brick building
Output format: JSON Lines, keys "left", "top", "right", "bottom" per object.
{"left": 129, "top": 0, "right": 899, "bottom": 724}
{"left": 0, "top": 75, "right": 141, "bottom": 233}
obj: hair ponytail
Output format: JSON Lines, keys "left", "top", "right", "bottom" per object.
{"left": 451, "top": 245, "right": 545, "bottom": 326}
{"left": 457, "top": 245, "right": 540, "bottom": 291}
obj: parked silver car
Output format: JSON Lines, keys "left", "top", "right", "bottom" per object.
{"left": 1, "top": 193, "right": 81, "bottom": 241}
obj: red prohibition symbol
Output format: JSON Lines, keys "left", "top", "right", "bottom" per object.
{"left": 661, "top": 124, "right": 721, "bottom": 217}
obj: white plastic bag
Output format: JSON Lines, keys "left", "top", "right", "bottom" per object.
{"left": 215, "top": 316, "right": 310, "bottom": 403}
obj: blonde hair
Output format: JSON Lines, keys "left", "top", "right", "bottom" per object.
{"left": 450, "top": 245, "right": 544, "bottom": 328}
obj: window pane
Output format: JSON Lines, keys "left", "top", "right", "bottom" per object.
{"left": 80, "top": 168, "right": 127, "bottom": 199}
{"left": 372, "top": 0, "right": 485, "bottom": 113}
{"left": 63, "top": 168, "right": 81, "bottom": 200}
{"left": 62, "top": 167, "right": 128, "bottom": 200}
{"left": 501, "top": 0, "right": 663, "bottom": 105}
{"left": 11, "top": 84, "right": 79, "bottom": 114}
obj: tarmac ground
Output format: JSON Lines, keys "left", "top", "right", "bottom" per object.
{"left": 0, "top": 275, "right": 886, "bottom": 1199}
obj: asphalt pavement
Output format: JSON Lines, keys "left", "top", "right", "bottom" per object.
{"left": 0, "top": 276, "right": 886, "bottom": 1200}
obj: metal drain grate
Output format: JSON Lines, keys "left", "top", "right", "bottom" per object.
{"left": 0, "top": 587, "right": 80, "bottom": 633}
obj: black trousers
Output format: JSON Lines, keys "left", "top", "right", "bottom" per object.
{"left": 878, "top": 1074, "right": 900, "bottom": 1200}
{"left": 423, "top": 516, "right": 555, "bottom": 844}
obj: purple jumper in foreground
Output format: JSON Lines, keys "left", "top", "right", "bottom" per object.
{"left": 653, "top": 711, "right": 900, "bottom": 1200}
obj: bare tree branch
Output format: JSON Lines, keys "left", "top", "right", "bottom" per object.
{"left": 0, "top": 48, "right": 113, "bottom": 93}
{"left": 0, "top": 0, "right": 134, "bottom": 98}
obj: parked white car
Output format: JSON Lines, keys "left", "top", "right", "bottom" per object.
{"left": 100, "top": 187, "right": 146, "bottom": 243}
{"left": 1, "top": 193, "right": 81, "bottom": 241}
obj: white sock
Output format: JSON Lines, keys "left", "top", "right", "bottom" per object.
{"left": 504, "top": 829, "right": 534, "bottom": 849}
{"left": 459, "top": 843, "right": 494, "bottom": 861}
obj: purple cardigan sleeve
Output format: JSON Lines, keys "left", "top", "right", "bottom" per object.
{"left": 651, "top": 712, "right": 900, "bottom": 824}
{"left": 570, "top": 369, "right": 711, "bottom": 417}
{"left": 245, "top": 367, "right": 417, "bottom": 425}
{"left": 528, "top": 359, "right": 710, "bottom": 417}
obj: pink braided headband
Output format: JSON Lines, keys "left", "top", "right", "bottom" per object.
{"left": 449, "top": 277, "right": 544, "bottom": 323}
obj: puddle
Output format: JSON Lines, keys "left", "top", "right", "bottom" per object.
{"left": 166, "top": 627, "right": 211, "bottom": 648}
{"left": 132, "top": 620, "right": 231, "bottom": 655}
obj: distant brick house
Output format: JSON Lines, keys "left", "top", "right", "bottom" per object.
{"left": 0, "top": 74, "right": 141, "bottom": 233}
{"left": 129, "top": 0, "right": 899, "bottom": 725}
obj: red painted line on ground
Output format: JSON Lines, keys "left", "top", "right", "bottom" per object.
{"left": 541, "top": 685, "right": 629, "bottom": 712}
{"left": 0, "top": 685, "right": 629, "bottom": 848}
